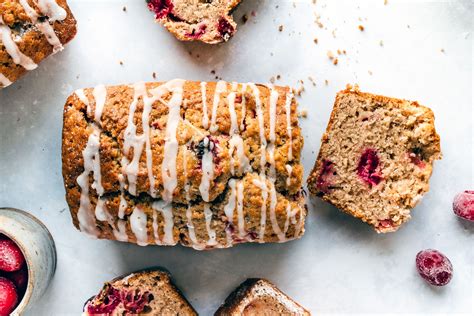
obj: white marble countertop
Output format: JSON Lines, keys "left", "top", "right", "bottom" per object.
{"left": 0, "top": 0, "right": 472, "bottom": 315}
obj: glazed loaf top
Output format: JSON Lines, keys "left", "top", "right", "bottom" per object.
{"left": 62, "top": 80, "right": 305, "bottom": 247}
{"left": 0, "top": 0, "right": 76, "bottom": 88}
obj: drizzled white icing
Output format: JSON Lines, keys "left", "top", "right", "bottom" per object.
{"left": 75, "top": 86, "right": 107, "bottom": 237}
{"left": 130, "top": 207, "right": 148, "bottom": 246}
{"left": 236, "top": 180, "right": 246, "bottom": 237}
{"left": 203, "top": 203, "right": 217, "bottom": 246}
{"left": 0, "top": 73, "right": 12, "bottom": 87}
{"left": 0, "top": 17, "right": 38, "bottom": 70}
{"left": 228, "top": 83, "right": 250, "bottom": 175}
{"left": 152, "top": 200, "right": 175, "bottom": 245}
{"left": 200, "top": 82, "right": 209, "bottom": 129}
{"left": 285, "top": 164, "right": 293, "bottom": 188}
{"left": 223, "top": 179, "right": 237, "bottom": 244}
{"left": 209, "top": 81, "right": 227, "bottom": 133}
{"left": 94, "top": 198, "right": 128, "bottom": 242}
{"left": 199, "top": 137, "right": 214, "bottom": 202}
{"left": 18, "top": 0, "right": 63, "bottom": 52}
{"left": 37, "top": 0, "right": 67, "bottom": 21}
{"left": 285, "top": 92, "right": 294, "bottom": 161}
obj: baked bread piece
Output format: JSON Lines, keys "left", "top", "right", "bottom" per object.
{"left": 146, "top": 0, "right": 242, "bottom": 44}
{"left": 0, "top": 0, "right": 77, "bottom": 88}
{"left": 83, "top": 268, "right": 197, "bottom": 315}
{"left": 307, "top": 85, "right": 441, "bottom": 233}
{"left": 215, "top": 278, "right": 310, "bottom": 316}
{"left": 62, "top": 80, "right": 306, "bottom": 249}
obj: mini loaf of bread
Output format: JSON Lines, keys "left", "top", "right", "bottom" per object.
{"left": 62, "top": 80, "right": 306, "bottom": 249}
{"left": 83, "top": 268, "right": 197, "bottom": 315}
{"left": 0, "top": 0, "right": 76, "bottom": 88}
{"left": 215, "top": 278, "right": 310, "bottom": 315}
{"left": 307, "top": 86, "right": 441, "bottom": 233}
{"left": 146, "top": 0, "right": 242, "bottom": 44}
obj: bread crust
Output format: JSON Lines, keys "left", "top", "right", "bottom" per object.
{"left": 307, "top": 85, "right": 441, "bottom": 232}
{"left": 0, "top": 0, "right": 77, "bottom": 87}
{"left": 62, "top": 80, "right": 306, "bottom": 249}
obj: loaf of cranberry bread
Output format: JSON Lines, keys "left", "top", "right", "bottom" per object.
{"left": 307, "top": 86, "right": 441, "bottom": 233}
{"left": 62, "top": 80, "right": 306, "bottom": 249}
{"left": 0, "top": 0, "right": 76, "bottom": 88}
{"left": 83, "top": 268, "right": 197, "bottom": 315}
{"left": 146, "top": 0, "right": 242, "bottom": 44}
{"left": 215, "top": 278, "right": 310, "bottom": 315}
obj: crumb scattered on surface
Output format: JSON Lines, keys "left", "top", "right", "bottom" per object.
{"left": 242, "top": 14, "right": 248, "bottom": 24}
{"left": 152, "top": 72, "right": 157, "bottom": 79}
{"left": 325, "top": 79, "right": 329, "bottom": 85}
{"left": 279, "top": 25, "right": 284, "bottom": 32}
{"left": 298, "top": 109, "right": 308, "bottom": 118}
{"left": 440, "top": 48, "right": 445, "bottom": 53}
{"left": 333, "top": 58, "right": 338, "bottom": 65}
{"left": 122, "top": 6, "right": 127, "bottom": 12}
{"left": 313, "top": 38, "right": 318, "bottom": 44}
{"left": 211, "top": 70, "right": 216, "bottom": 75}
{"left": 368, "top": 70, "right": 373, "bottom": 75}
{"left": 379, "top": 40, "right": 384, "bottom": 47}
{"left": 119, "top": 60, "right": 123, "bottom": 66}
{"left": 327, "top": 50, "right": 335, "bottom": 60}
{"left": 384, "top": 0, "right": 388, "bottom": 4}
{"left": 358, "top": 25, "right": 365, "bottom": 31}
{"left": 270, "top": 77, "right": 276, "bottom": 84}
{"left": 276, "top": 75, "right": 281, "bottom": 80}
{"left": 308, "top": 76, "right": 316, "bottom": 86}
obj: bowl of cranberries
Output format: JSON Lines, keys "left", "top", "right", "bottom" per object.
{"left": 0, "top": 208, "right": 57, "bottom": 315}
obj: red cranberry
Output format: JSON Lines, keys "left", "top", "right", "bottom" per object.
{"left": 186, "top": 24, "right": 207, "bottom": 39}
{"left": 377, "top": 219, "right": 395, "bottom": 229}
{"left": 147, "top": 0, "right": 173, "bottom": 19}
{"left": 409, "top": 148, "right": 426, "bottom": 168}
{"left": 0, "top": 277, "right": 18, "bottom": 316}
{"left": 0, "top": 237, "right": 25, "bottom": 272}
{"left": 217, "top": 17, "right": 235, "bottom": 40}
{"left": 5, "top": 265, "right": 28, "bottom": 294}
{"left": 357, "top": 148, "right": 382, "bottom": 186}
{"left": 87, "top": 285, "right": 152, "bottom": 314}
{"left": 316, "top": 159, "right": 335, "bottom": 194}
{"left": 453, "top": 190, "right": 474, "bottom": 221}
{"left": 416, "top": 249, "right": 453, "bottom": 286}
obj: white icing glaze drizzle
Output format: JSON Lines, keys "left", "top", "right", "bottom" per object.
{"left": 252, "top": 178, "right": 268, "bottom": 242}
{"left": 130, "top": 207, "right": 149, "bottom": 246}
{"left": 203, "top": 203, "right": 217, "bottom": 246}
{"left": 209, "top": 81, "right": 227, "bottom": 133}
{"left": 223, "top": 179, "right": 237, "bottom": 245}
{"left": 75, "top": 89, "right": 89, "bottom": 106}
{"left": 285, "top": 164, "right": 293, "bottom": 188}
{"left": 285, "top": 92, "right": 294, "bottom": 161}
{"left": 228, "top": 83, "right": 250, "bottom": 176}
{"left": 198, "top": 137, "right": 214, "bottom": 202}
{"left": 75, "top": 86, "right": 107, "bottom": 237}
{"left": 200, "top": 82, "right": 209, "bottom": 129}
{"left": 0, "top": 73, "right": 12, "bottom": 87}
{"left": 92, "top": 85, "right": 107, "bottom": 124}
{"left": 236, "top": 180, "right": 246, "bottom": 238}
{"left": 228, "top": 82, "right": 239, "bottom": 134}
{"left": 152, "top": 212, "right": 162, "bottom": 245}
{"left": 115, "top": 220, "right": 128, "bottom": 242}
{"left": 240, "top": 84, "right": 247, "bottom": 131}
{"left": 0, "top": 17, "right": 38, "bottom": 70}
{"left": 142, "top": 88, "right": 156, "bottom": 197}
{"left": 152, "top": 200, "right": 175, "bottom": 245}
{"left": 183, "top": 147, "right": 205, "bottom": 250}
{"left": 18, "top": 0, "right": 63, "bottom": 52}
{"left": 158, "top": 79, "right": 185, "bottom": 204}
{"left": 94, "top": 198, "right": 128, "bottom": 242}
{"left": 269, "top": 182, "right": 286, "bottom": 241}
{"left": 37, "top": 0, "right": 67, "bottom": 21}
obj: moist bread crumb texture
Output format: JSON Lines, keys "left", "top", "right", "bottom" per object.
{"left": 146, "top": 0, "right": 242, "bottom": 44}
{"left": 215, "top": 278, "right": 310, "bottom": 316}
{"left": 0, "top": 0, "right": 77, "bottom": 88}
{"left": 83, "top": 269, "right": 197, "bottom": 315}
{"left": 307, "top": 85, "right": 441, "bottom": 233}
{"left": 62, "top": 80, "right": 306, "bottom": 250}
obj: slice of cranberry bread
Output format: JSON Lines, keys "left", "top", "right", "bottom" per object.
{"left": 0, "top": 0, "right": 77, "bottom": 88}
{"left": 146, "top": 0, "right": 242, "bottom": 44}
{"left": 215, "top": 278, "right": 310, "bottom": 316}
{"left": 83, "top": 268, "right": 197, "bottom": 315}
{"left": 307, "top": 86, "right": 441, "bottom": 233}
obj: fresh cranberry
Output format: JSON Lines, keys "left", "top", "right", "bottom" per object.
{"left": 357, "top": 148, "right": 382, "bottom": 186}
{"left": 147, "top": 0, "right": 173, "bottom": 19}
{"left": 87, "top": 285, "right": 152, "bottom": 314}
{"left": 377, "top": 219, "right": 395, "bottom": 230}
{"left": 217, "top": 17, "right": 235, "bottom": 40}
{"left": 0, "top": 237, "right": 25, "bottom": 272}
{"left": 416, "top": 249, "right": 453, "bottom": 286}
{"left": 186, "top": 24, "right": 207, "bottom": 39}
{"left": 409, "top": 148, "right": 426, "bottom": 168}
{"left": 453, "top": 190, "right": 474, "bottom": 221}
{"left": 5, "top": 265, "right": 28, "bottom": 294}
{"left": 0, "top": 277, "right": 18, "bottom": 316}
{"left": 316, "top": 159, "right": 335, "bottom": 194}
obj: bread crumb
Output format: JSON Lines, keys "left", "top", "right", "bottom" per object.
{"left": 358, "top": 25, "right": 365, "bottom": 31}
{"left": 279, "top": 25, "right": 284, "bottom": 32}
{"left": 308, "top": 76, "right": 316, "bottom": 86}
{"left": 122, "top": 6, "right": 127, "bottom": 12}
{"left": 327, "top": 50, "right": 335, "bottom": 60}
{"left": 211, "top": 70, "right": 216, "bottom": 74}
{"left": 242, "top": 14, "right": 248, "bottom": 24}
{"left": 440, "top": 48, "right": 445, "bottom": 53}
{"left": 384, "top": 0, "right": 388, "bottom": 4}
{"left": 379, "top": 40, "right": 384, "bottom": 47}
{"left": 368, "top": 70, "right": 373, "bottom": 75}
{"left": 325, "top": 79, "right": 329, "bottom": 85}
{"left": 152, "top": 72, "right": 157, "bottom": 79}
{"left": 298, "top": 109, "right": 308, "bottom": 118}
{"left": 270, "top": 77, "right": 276, "bottom": 84}
{"left": 313, "top": 38, "right": 318, "bottom": 44}
{"left": 119, "top": 60, "right": 124, "bottom": 65}
{"left": 333, "top": 58, "right": 338, "bottom": 65}
{"left": 276, "top": 75, "right": 281, "bottom": 80}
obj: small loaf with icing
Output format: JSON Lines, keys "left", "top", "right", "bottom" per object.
{"left": 0, "top": 0, "right": 77, "bottom": 88}
{"left": 62, "top": 80, "right": 306, "bottom": 249}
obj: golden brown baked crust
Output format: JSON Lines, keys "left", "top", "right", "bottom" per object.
{"left": 215, "top": 278, "right": 310, "bottom": 316}
{"left": 62, "top": 80, "right": 306, "bottom": 249}
{"left": 0, "top": 0, "right": 77, "bottom": 88}
{"left": 307, "top": 85, "right": 441, "bottom": 233}
{"left": 83, "top": 268, "right": 197, "bottom": 315}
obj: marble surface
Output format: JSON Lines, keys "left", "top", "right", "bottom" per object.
{"left": 0, "top": 0, "right": 472, "bottom": 315}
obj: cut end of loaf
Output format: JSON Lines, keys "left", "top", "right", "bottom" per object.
{"left": 215, "top": 278, "right": 311, "bottom": 316}
{"left": 83, "top": 268, "right": 197, "bottom": 316}
{"left": 307, "top": 87, "right": 441, "bottom": 233}
{"left": 146, "top": 0, "right": 242, "bottom": 44}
